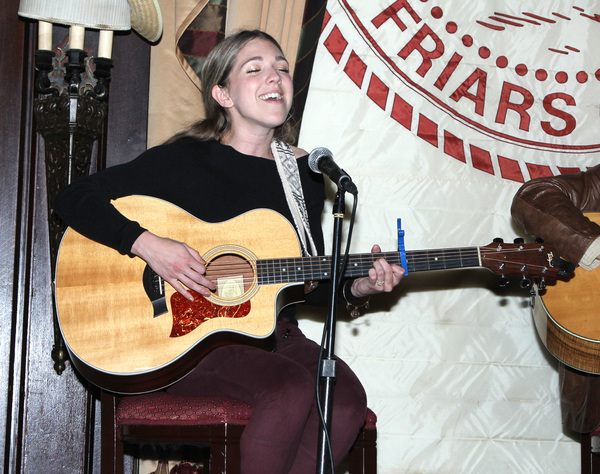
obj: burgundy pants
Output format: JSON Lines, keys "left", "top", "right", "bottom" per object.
{"left": 167, "top": 318, "right": 367, "bottom": 473}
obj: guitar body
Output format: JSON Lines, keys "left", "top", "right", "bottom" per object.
{"left": 55, "top": 195, "right": 303, "bottom": 393}
{"left": 533, "top": 212, "right": 600, "bottom": 374}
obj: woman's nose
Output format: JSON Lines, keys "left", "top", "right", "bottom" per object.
{"left": 266, "top": 67, "right": 282, "bottom": 83}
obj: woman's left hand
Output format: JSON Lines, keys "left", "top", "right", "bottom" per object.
{"left": 350, "top": 244, "right": 405, "bottom": 298}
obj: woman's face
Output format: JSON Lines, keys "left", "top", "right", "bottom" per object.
{"left": 214, "top": 38, "right": 293, "bottom": 136}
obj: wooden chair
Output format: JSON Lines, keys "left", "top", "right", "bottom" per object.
{"left": 581, "top": 428, "right": 600, "bottom": 474}
{"left": 101, "top": 391, "right": 377, "bottom": 473}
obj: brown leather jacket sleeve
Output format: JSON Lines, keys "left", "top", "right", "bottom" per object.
{"left": 510, "top": 165, "right": 600, "bottom": 265}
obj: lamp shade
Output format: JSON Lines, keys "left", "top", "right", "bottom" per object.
{"left": 18, "top": 0, "right": 163, "bottom": 42}
{"left": 18, "top": 0, "right": 131, "bottom": 30}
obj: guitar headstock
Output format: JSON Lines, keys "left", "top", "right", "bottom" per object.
{"left": 480, "top": 239, "right": 572, "bottom": 288}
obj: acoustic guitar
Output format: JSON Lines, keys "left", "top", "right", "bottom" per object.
{"left": 54, "top": 195, "right": 564, "bottom": 393}
{"left": 532, "top": 212, "right": 600, "bottom": 375}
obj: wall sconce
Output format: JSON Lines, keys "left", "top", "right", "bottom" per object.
{"left": 18, "top": 0, "right": 162, "bottom": 376}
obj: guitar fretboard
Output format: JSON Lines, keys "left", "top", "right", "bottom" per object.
{"left": 256, "top": 247, "right": 481, "bottom": 285}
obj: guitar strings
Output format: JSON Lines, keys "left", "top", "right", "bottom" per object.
{"left": 197, "top": 247, "right": 553, "bottom": 284}
{"left": 158, "top": 245, "right": 554, "bottom": 296}
{"left": 201, "top": 248, "right": 551, "bottom": 269}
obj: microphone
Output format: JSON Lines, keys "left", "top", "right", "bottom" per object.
{"left": 308, "top": 147, "right": 358, "bottom": 195}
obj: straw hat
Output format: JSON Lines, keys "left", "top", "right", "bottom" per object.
{"left": 127, "top": 0, "right": 163, "bottom": 43}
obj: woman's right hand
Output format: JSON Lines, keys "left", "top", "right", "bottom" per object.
{"left": 131, "top": 231, "right": 216, "bottom": 301}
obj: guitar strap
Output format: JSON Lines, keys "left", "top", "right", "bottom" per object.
{"left": 271, "top": 139, "right": 318, "bottom": 257}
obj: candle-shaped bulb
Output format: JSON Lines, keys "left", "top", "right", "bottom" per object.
{"left": 98, "top": 30, "right": 113, "bottom": 59}
{"left": 38, "top": 21, "right": 53, "bottom": 51}
{"left": 69, "top": 25, "right": 85, "bottom": 50}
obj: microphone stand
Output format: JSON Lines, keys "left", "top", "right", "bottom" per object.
{"left": 316, "top": 189, "right": 346, "bottom": 474}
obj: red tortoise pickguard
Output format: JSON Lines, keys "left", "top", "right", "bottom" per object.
{"left": 169, "top": 291, "right": 251, "bottom": 337}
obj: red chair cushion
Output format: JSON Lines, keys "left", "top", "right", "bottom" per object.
{"left": 117, "top": 392, "right": 254, "bottom": 426}
{"left": 117, "top": 391, "right": 377, "bottom": 430}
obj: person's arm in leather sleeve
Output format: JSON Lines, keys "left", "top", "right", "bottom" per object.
{"left": 511, "top": 165, "right": 600, "bottom": 269}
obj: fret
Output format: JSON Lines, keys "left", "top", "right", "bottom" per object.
{"left": 406, "top": 247, "right": 480, "bottom": 273}
{"left": 459, "top": 248, "right": 481, "bottom": 268}
{"left": 277, "top": 258, "right": 287, "bottom": 282}
{"left": 256, "top": 259, "right": 269, "bottom": 285}
{"left": 312, "top": 256, "right": 331, "bottom": 280}
{"left": 278, "top": 257, "right": 295, "bottom": 283}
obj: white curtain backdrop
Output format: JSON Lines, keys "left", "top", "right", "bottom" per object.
{"left": 298, "top": 1, "right": 600, "bottom": 472}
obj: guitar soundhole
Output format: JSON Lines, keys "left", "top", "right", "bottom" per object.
{"left": 205, "top": 253, "right": 255, "bottom": 296}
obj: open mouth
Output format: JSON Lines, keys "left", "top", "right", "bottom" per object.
{"left": 259, "top": 92, "right": 283, "bottom": 101}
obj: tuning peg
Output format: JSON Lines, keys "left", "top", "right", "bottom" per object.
{"left": 493, "top": 237, "right": 504, "bottom": 243}
{"left": 554, "top": 258, "right": 576, "bottom": 277}
{"left": 519, "top": 277, "right": 531, "bottom": 289}
{"left": 538, "top": 278, "right": 547, "bottom": 291}
{"left": 514, "top": 237, "right": 524, "bottom": 244}
{"left": 535, "top": 237, "right": 544, "bottom": 243}
{"left": 498, "top": 276, "right": 510, "bottom": 287}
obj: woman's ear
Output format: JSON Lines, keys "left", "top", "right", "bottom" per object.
{"left": 212, "top": 85, "right": 232, "bottom": 108}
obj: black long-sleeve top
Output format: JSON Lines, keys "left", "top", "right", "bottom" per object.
{"left": 54, "top": 138, "right": 341, "bottom": 321}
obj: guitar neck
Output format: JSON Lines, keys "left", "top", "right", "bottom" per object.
{"left": 257, "top": 247, "right": 481, "bottom": 284}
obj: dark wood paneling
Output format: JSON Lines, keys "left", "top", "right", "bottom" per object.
{"left": 2, "top": 0, "right": 150, "bottom": 470}
{"left": 1, "top": 1, "right": 35, "bottom": 472}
